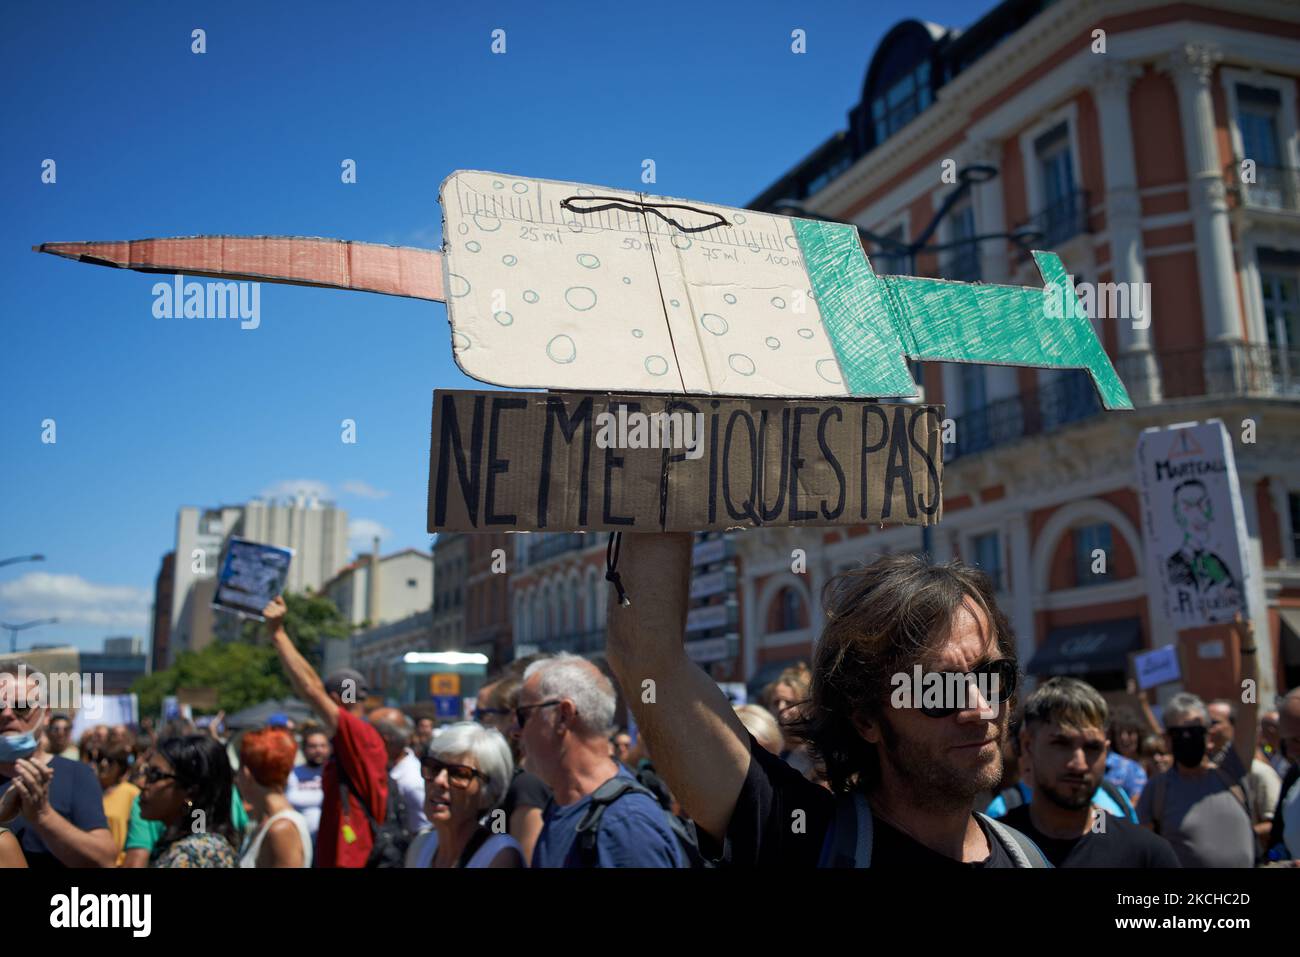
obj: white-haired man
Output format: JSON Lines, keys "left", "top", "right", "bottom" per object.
{"left": 518, "top": 654, "right": 685, "bottom": 867}
{"left": 1137, "top": 621, "right": 1259, "bottom": 867}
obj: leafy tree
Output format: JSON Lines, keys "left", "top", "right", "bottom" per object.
{"left": 237, "top": 589, "right": 351, "bottom": 670}
{"left": 132, "top": 591, "right": 350, "bottom": 717}
{"left": 131, "top": 642, "right": 285, "bottom": 717}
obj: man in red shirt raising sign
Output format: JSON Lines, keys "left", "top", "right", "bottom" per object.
{"left": 263, "top": 596, "right": 388, "bottom": 867}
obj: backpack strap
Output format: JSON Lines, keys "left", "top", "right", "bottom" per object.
{"left": 572, "top": 776, "right": 657, "bottom": 860}
{"left": 818, "top": 791, "right": 873, "bottom": 868}
{"left": 976, "top": 812, "right": 1051, "bottom": 868}
{"left": 1210, "top": 764, "right": 1252, "bottom": 822}
{"left": 821, "top": 799, "right": 1045, "bottom": 868}
{"left": 1097, "top": 778, "right": 1138, "bottom": 823}
{"left": 336, "top": 763, "right": 381, "bottom": 838}
{"left": 467, "top": 832, "right": 520, "bottom": 868}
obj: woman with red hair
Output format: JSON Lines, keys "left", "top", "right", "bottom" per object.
{"left": 237, "top": 727, "right": 312, "bottom": 868}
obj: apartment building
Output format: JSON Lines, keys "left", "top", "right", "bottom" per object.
{"left": 737, "top": 0, "right": 1300, "bottom": 701}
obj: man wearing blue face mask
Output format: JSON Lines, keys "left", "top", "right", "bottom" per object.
{"left": 0, "top": 663, "right": 115, "bottom": 868}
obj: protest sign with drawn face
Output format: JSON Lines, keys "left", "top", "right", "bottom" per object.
{"left": 1136, "top": 422, "right": 1249, "bottom": 628}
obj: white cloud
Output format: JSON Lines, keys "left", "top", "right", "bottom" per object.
{"left": 341, "top": 480, "right": 390, "bottom": 500}
{"left": 348, "top": 519, "right": 392, "bottom": 551}
{"left": 0, "top": 573, "right": 151, "bottom": 630}
{"left": 260, "top": 479, "right": 333, "bottom": 501}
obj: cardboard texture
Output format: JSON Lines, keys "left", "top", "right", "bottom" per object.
{"left": 35, "top": 237, "right": 444, "bottom": 301}
{"left": 1135, "top": 421, "right": 1251, "bottom": 628}
{"left": 439, "top": 170, "right": 1132, "bottom": 408}
{"left": 36, "top": 170, "right": 1133, "bottom": 409}
{"left": 428, "top": 389, "right": 942, "bottom": 532}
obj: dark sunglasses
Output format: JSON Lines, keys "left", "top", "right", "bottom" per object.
{"left": 1168, "top": 724, "right": 1207, "bottom": 740}
{"left": 419, "top": 757, "right": 484, "bottom": 787}
{"left": 918, "top": 659, "right": 1019, "bottom": 718}
{"left": 473, "top": 707, "right": 511, "bottom": 722}
{"left": 141, "top": 766, "right": 178, "bottom": 785}
{"left": 514, "top": 700, "right": 562, "bottom": 728}
{"left": 1, "top": 701, "right": 39, "bottom": 720}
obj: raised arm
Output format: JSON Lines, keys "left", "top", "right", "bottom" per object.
{"left": 1232, "top": 614, "right": 1259, "bottom": 766}
{"left": 604, "top": 532, "right": 752, "bottom": 842}
{"left": 263, "top": 597, "right": 339, "bottom": 738}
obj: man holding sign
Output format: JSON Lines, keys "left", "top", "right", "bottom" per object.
{"left": 262, "top": 596, "right": 389, "bottom": 868}
{"left": 606, "top": 533, "right": 1048, "bottom": 868}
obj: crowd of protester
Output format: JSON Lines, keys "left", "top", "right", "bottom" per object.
{"left": 3, "top": 543, "right": 1300, "bottom": 869}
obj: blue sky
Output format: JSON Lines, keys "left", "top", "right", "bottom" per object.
{"left": 0, "top": 0, "right": 984, "bottom": 652}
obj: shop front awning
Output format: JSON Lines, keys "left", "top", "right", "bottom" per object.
{"left": 1027, "top": 618, "right": 1142, "bottom": 677}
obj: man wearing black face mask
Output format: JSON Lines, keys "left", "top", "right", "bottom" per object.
{"left": 1137, "top": 619, "right": 1259, "bottom": 867}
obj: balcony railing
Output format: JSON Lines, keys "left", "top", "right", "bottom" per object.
{"left": 946, "top": 344, "right": 1300, "bottom": 463}
{"left": 1235, "top": 161, "right": 1300, "bottom": 213}
{"left": 1134, "top": 343, "right": 1300, "bottom": 400}
{"left": 1015, "top": 188, "right": 1090, "bottom": 257}
{"left": 949, "top": 371, "right": 1098, "bottom": 461}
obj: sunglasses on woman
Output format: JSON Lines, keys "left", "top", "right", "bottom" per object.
{"left": 419, "top": 757, "right": 485, "bottom": 787}
{"left": 140, "top": 766, "right": 178, "bottom": 785}
{"left": 917, "top": 658, "right": 1019, "bottom": 718}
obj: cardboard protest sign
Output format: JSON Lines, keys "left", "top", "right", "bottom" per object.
{"left": 177, "top": 686, "right": 220, "bottom": 710}
{"left": 438, "top": 171, "right": 1132, "bottom": 407}
{"left": 1132, "top": 644, "right": 1181, "bottom": 690}
{"left": 212, "top": 537, "right": 293, "bottom": 619}
{"left": 1135, "top": 421, "right": 1250, "bottom": 629}
{"left": 36, "top": 170, "right": 1133, "bottom": 408}
{"left": 427, "top": 389, "right": 942, "bottom": 532}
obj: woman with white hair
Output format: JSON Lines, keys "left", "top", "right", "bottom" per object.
{"left": 406, "top": 722, "right": 524, "bottom": 868}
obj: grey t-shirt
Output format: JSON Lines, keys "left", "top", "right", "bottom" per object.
{"left": 1138, "top": 746, "right": 1255, "bottom": 868}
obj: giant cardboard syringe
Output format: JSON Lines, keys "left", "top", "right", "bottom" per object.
{"left": 37, "top": 170, "right": 1132, "bottom": 533}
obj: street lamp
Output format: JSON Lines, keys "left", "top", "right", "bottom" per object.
{"left": 0, "top": 554, "right": 45, "bottom": 568}
{"left": 2, "top": 618, "right": 59, "bottom": 654}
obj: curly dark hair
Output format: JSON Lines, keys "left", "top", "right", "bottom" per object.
{"left": 787, "top": 554, "right": 1016, "bottom": 794}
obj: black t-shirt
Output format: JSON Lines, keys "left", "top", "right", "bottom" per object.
{"left": 0, "top": 755, "right": 108, "bottom": 868}
{"left": 1001, "top": 804, "right": 1180, "bottom": 868}
{"left": 500, "top": 768, "right": 552, "bottom": 821}
{"left": 718, "top": 733, "right": 1017, "bottom": 868}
